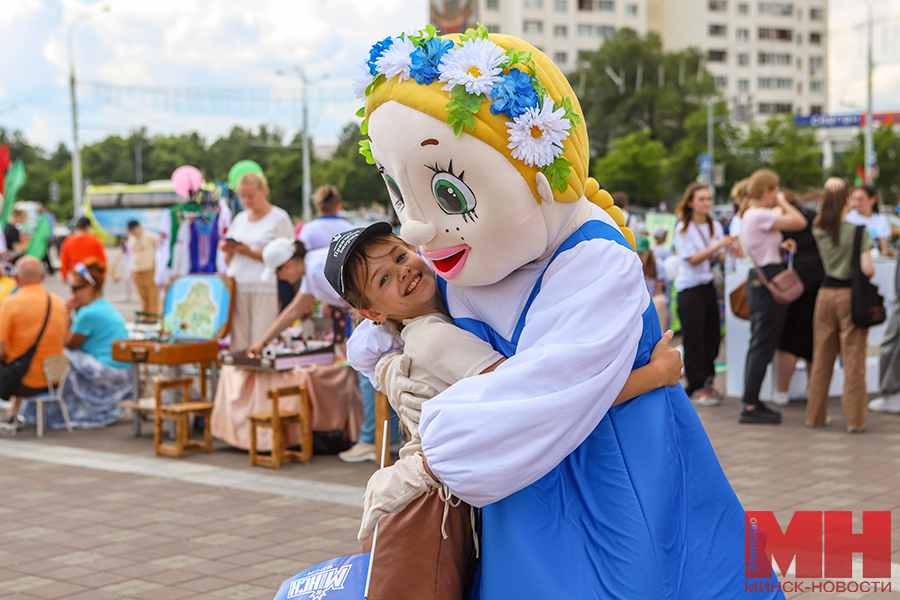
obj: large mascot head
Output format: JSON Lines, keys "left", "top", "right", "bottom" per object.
{"left": 357, "top": 25, "right": 632, "bottom": 286}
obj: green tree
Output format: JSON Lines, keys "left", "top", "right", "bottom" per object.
{"left": 740, "top": 117, "right": 823, "bottom": 192}
{"left": 593, "top": 129, "right": 667, "bottom": 204}
{"left": 835, "top": 126, "right": 900, "bottom": 203}
{"left": 571, "top": 29, "right": 717, "bottom": 157}
{"left": 667, "top": 102, "right": 749, "bottom": 199}
{"left": 312, "top": 123, "right": 389, "bottom": 211}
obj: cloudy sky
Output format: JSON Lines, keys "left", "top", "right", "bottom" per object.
{"left": 0, "top": 0, "right": 897, "bottom": 154}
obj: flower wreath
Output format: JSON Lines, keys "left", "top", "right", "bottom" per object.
{"left": 354, "top": 24, "right": 582, "bottom": 193}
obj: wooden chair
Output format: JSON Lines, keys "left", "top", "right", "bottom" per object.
{"left": 248, "top": 385, "right": 312, "bottom": 469}
{"left": 153, "top": 376, "right": 214, "bottom": 458}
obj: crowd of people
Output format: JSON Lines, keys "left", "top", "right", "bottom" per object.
{"left": 635, "top": 170, "right": 899, "bottom": 432}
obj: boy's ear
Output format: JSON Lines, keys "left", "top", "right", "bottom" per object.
{"left": 358, "top": 307, "right": 389, "bottom": 323}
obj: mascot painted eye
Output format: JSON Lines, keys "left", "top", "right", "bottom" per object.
{"left": 380, "top": 168, "right": 405, "bottom": 211}
{"left": 428, "top": 161, "right": 478, "bottom": 221}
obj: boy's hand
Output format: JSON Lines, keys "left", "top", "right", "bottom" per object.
{"left": 650, "top": 330, "right": 683, "bottom": 388}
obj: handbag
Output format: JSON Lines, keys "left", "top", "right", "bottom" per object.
{"left": 749, "top": 251, "right": 805, "bottom": 305}
{"left": 851, "top": 225, "right": 886, "bottom": 328}
{"left": 730, "top": 280, "right": 749, "bottom": 319}
{"left": 0, "top": 294, "right": 51, "bottom": 400}
{"left": 363, "top": 488, "right": 475, "bottom": 600}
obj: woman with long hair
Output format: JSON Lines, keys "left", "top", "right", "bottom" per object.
{"left": 636, "top": 236, "right": 668, "bottom": 333}
{"left": 807, "top": 182, "right": 876, "bottom": 432}
{"left": 847, "top": 184, "right": 895, "bottom": 257}
{"left": 738, "top": 170, "right": 807, "bottom": 424}
{"left": 673, "top": 182, "right": 733, "bottom": 405}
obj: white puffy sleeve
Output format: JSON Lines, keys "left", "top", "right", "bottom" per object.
{"left": 419, "top": 239, "right": 648, "bottom": 507}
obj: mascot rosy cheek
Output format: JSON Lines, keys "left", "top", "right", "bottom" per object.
{"left": 356, "top": 28, "right": 634, "bottom": 286}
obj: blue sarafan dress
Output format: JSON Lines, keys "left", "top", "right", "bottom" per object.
{"left": 421, "top": 208, "right": 784, "bottom": 599}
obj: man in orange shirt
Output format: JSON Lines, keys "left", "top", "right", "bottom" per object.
{"left": 0, "top": 257, "right": 68, "bottom": 433}
{"left": 59, "top": 217, "right": 106, "bottom": 283}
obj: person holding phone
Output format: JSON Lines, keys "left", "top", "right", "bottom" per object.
{"left": 221, "top": 172, "right": 293, "bottom": 352}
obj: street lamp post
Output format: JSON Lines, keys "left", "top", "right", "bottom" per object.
{"left": 67, "top": 6, "right": 109, "bottom": 217}
{"left": 864, "top": 0, "right": 875, "bottom": 184}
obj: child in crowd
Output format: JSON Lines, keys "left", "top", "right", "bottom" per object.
{"left": 323, "top": 222, "right": 683, "bottom": 599}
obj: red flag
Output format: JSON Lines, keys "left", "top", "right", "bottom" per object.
{"left": 0, "top": 144, "right": 9, "bottom": 193}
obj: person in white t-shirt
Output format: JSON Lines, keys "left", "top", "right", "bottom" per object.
{"left": 297, "top": 185, "right": 355, "bottom": 251}
{"left": 848, "top": 184, "right": 895, "bottom": 257}
{"left": 673, "top": 183, "right": 732, "bottom": 406}
{"left": 221, "top": 172, "right": 294, "bottom": 351}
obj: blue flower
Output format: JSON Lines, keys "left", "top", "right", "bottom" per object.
{"left": 489, "top": 68, "right": 540, "bottom": 119}
{"left": 367, "top": 37, "right": 393, "bottom": 76}
{"left": 409, "top": 38, "right": 454, "bottom": 85}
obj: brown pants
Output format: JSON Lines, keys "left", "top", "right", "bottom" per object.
{"left": 133, "top": 269, "right": 159, "bottom": 317}
{"left": 806, "top": 288, "right": 869, "bottom": 430}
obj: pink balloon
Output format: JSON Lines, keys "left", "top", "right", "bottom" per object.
{"left": 171, "top": 165, "right": 204, "bottom": 199}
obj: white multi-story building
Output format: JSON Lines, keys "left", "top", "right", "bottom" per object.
{"left": 430, "top": 0, "right": 826, "bottom": 121}
{"left": 658, "top": 1, "right": 827, "bottom": 119}
{"left": 432, "top": 0, "right": 648, "bottom": 72}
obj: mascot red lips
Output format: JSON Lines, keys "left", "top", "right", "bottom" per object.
{"left": 420, "top": 244, "right": 470, "bottom": 279}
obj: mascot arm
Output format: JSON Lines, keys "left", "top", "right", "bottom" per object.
{"left": 420, "top": 241, "right": 648, "bottom": 507}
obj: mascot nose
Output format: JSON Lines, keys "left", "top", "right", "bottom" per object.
{"left": 401, "top": 219, "right": 436, "bottom": 247}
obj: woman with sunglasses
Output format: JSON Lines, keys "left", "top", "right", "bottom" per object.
{"left": 46, "top": 258, "right": 133, "bottom": 428}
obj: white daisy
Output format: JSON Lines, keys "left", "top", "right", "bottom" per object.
{"left": 438, "top": 38, "right": 506, "bottom": 97}
{"left": 506, "top": 97, "right": 571, "bottom": 167}
{"left": 376, "top": 37, "right": 415, "bottom": 82}
{"left": 352, "top": 61, "right": 371, "bottom": 100}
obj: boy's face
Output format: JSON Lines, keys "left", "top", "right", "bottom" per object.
{"left": 357, "top": 241, "right": 440, "bottom": 323}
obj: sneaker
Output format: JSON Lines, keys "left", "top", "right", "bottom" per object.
{"left": 770, "top": 391, "right": 789, "bottom": 406}
{"left": 0, "top": 420, "right": 17, "bottom": 435}
{"left": 704, "top": 377, "right": 725, "bottom": 401}
{"left": 338, "top": 442, "right": 376, "bottom": 463}
{"left": 739, "top": 404, "right": 782, "bottom": 425}
{"left": 868, "top": 394, "right": 900, "bottom": 414}
{"left": 690, "top": 389, "right": 721, "bottom": 407}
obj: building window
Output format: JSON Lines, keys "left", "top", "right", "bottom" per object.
{"left": 555, "top": 0, "right": 568, "bottom": 10}
{"left": 524, "top": 0, "right": 543, "bottom": 7}
{"left": 796, "top": 33, "right": 802, "bottom": 44}
{"left": 486, "top": 0, "right": 500, "bottom": 10}
{"left": 758, "top": 27, "right": 792, "bottom": 41}
{"left": 554, "top": 51, "right": 568, "bottom": 64}
{"left": 738, "top": 2, "right": 748, "bottom": 14}
{"left": 738, "top": 79, "right": 749, "bottom": 91}
{"left": 736, "top": 28, "right": 749, "bottom": 41}
{"left": 809, "top": 32, "right": 822, "bottom": 44}
{"left": 554, "top": 25, "right": 568, "bottom": 37}
{"left": 709, "top": 24, "right": 727, "bottom": 36}
{"left": 625, "top": 3, "right": 638, "bottom": 15}
{"left": 578, "top": 0, "right": 614, "bottom": 11}
{"left": 737, "top": 53, "right": 749, "bottom": 66}
{"left": 486, "top": 24, "right": 501, "bottom": 32}
{"left": 758, "top": 77, "right": 793, "bottom": 90}
{"left": 759, "top": 3, "right": 793, "bottom": 15}
{"left": 708, "top": 49, "right": 728, "bottom": 62}
{"left": 809, "top": 56, "right": 823, "bottom": 74}
{"left": 523, "top": 20, "right": 544, "bottom": 34}
{"left": 709, "top": 0, "right": 727, "bottom": 11}
{"left": 714, "top": 76, "right": 728, "bottom": 89}
{"left": 796, "top": 83, "right": 802, "bottom": 93}
{"left": 810, "top": 105, "right": 823, "bottom": 114}
{"left": 810, "top": 7, "right": 823, "bottom": 20}
{"left": 810, "top": 80, "right": 823, "bottom": 93}
{"left": 758, "top": 52, "right": 791, "bottom": 65}
{"left": 578, "top": 24, "right": 615, "bottom": 37}
{"left": 758, "top": 102, "right": 793, "bottom": 114}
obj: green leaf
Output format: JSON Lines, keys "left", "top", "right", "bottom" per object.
{"left": 355, "top": 106, "right": 365, "bottom": 118}
{"left": 460, "top": 22, "right": 489, "bottom": 43}
{"left": 359, "top": 119, "right": 368, "bottom": 135}
{"left": 365, "top": 74, "right": 384, "bottom": 96}
{"left": 358, "top": 139, "right": 375, "bottom": 165}
{"left": 557, "top": 97, "right": 582, "bottom": 125}
{"left": 542, "top": 157, "right": 573, "bottom": 193}
{"left": 532, "top": 78, "right": 548, "bottom": 103}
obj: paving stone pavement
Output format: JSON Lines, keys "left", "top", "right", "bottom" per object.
{"left": 0, "top": 263, "right": 893, "bottom": 599}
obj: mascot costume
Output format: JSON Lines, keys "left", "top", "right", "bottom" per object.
{"left": 349, "top": 25, "right": 783, "bottom": 599}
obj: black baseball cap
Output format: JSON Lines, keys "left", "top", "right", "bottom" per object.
{"left": 324, "top": 221, "right": 393, "bottom": 307}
